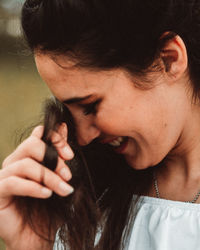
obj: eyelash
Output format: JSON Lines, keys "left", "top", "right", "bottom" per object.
{"left": 81, "top": 100, "right": 101, "bottom": 116}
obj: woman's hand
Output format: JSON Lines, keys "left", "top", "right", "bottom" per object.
{"left": 0, "top": 124, "right": 74, "bottom": 249}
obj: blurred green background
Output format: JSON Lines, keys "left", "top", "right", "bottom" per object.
{"left": 0, "top": 0, "right": 50, "bottom": 248}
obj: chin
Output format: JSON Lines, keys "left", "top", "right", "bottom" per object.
{"left": 124, "top": 155, "right": 150, "bottom": 170}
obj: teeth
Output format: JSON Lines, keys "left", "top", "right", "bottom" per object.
{"left": 117, "top": 137, "right": 123, "bottom": 143}
{"left": 108, "top": 137, "right": 124, "bottom": 147}
{"left": 109, "top": 140, "right": 121, "bottom": 147}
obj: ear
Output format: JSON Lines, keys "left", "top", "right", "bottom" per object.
{"left": 160, "top": 34, "right": 188, "bottom": 80}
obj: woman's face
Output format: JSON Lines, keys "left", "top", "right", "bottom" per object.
{"left": 35, "top": 53, "right": 191, "bottom": 170}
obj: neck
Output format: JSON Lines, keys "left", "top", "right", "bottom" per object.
{"left": 154, "top": 103, "right": 200, "bottom": 202}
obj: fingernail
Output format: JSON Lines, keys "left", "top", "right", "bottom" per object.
{"left": 42, "top": 188, "right": 53, "bottom": 197}
{"left": 63, "top": 146, "right": 74, "bottom": 159}
{"left": 59, "top": 182, "right": 74, "bottom": 195}
{"left": 60, "top": 168, "right": 70, "bottom": 180}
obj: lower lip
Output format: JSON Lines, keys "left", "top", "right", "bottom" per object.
{"left": 113, "top": 137, "right": 129, "bottom": 154}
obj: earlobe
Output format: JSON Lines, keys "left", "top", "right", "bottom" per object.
{"left": 160, "top": 35, "right": 188, "bottom": 80}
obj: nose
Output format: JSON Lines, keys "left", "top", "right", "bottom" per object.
{"left": 76, "top": 122, "right": 101, "bottom": 146}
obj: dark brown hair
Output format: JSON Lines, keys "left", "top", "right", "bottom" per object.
{"left": 17, "top": 0, "right": 200, "bottom": 249}
{"left": 14, "top": 98, "right": 152, "bottom": 249}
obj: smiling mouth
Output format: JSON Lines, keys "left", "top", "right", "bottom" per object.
{"left": 103, "top": 136, "right": 129, "bottom": 154}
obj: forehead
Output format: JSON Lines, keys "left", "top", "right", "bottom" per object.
{"left": 35, "top": 53, "right": 117, "bottom": 100}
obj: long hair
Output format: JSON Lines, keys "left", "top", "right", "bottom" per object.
{"left": 14, "top": 98, "right": 152, "bottom": 249}
{"left": 18, "top": 0, "right": 200, "bottom": 249}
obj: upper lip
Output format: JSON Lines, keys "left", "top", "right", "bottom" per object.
{"left": 100, "top": 137, "right": 121, "bottom": 144}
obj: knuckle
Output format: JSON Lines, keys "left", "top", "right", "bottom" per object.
{"left": 24, "top": 183, "right": 35, "bottom": 195}
{"left": 52, "top": 133, "right": 64, "bottom": 148}
{"left": 58, "top": 123, "right": 68, "bottom": 140}
{"left": 17, "top": 138, "right": 32, "bottom": 154}
{"left": 22, "top": 136, "right": 40, "bottom": 152}
{"left": 25, "top": 135, "right": 40, "bottom": 148}
{"left": 18, "top": 158, "right": 32, "bottom": 173}
{"left": 4, "top": 176, "right": 17, "bottom": 190}
{"left": 20, "top": 158, "right": 43, "bottom": 182}
{"left": 31, "top": 125, "right": 44, "bottom": 138}
{"left": 57, "top": 165, "right": 72, "bottom": 180}
{"left": 18, "top": 136, "right": 45, "bottom": 160}
{"left": 2, "top": 156, "right": 11, "bottom": 168}
{"left": 20, "top": 157, "right": 31, "bottom": 166}
{"left": 32, "top": 125, "right": 44, "bottom": 133}
{"left": 43, "top": 171, "right": 56, "bottom": 185}
{"left": 42, "top": 171, "right": 60, "bottom": 190}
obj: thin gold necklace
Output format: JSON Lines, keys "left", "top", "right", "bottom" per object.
{"left": 153, "top": 169, "right": 200, "bottom": 203}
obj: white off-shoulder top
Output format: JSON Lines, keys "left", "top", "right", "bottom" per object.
{"left": 54, "top": 195, "right": 200, "bottom": 250}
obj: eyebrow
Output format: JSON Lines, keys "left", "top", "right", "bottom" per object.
{"left": 62, "top": 95, "right": 93, "bottom": 104}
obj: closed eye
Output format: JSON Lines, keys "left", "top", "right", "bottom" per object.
{"left": 80, "top": 99, "right": 101, "bottom": 116}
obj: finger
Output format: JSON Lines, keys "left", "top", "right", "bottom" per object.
{"left": 56, "top": 123, "right": 68, "bottom": 142}
{"left": 2, "top": 126, "right": 45, "bottom": 168}
{"left": 31, "top": 125, "right": 44, "bottom": 139}
{"left": 56, "top": 157, "right": 72, "bottom": 181}
{"left": 2, "top": 136, "right": 46, "bottom": 168}
{"left": 0, "top": 158, "right": 73, "bottom": 196}
{"left": 0, "top": 176, "right": 53, "bottom": 199}
{"left": 2, "top": 143, "right": 73, "bottom": 183}
{"left": 51, "top": 129, "right": 74, "bottom": 160}
{"left": 1, "top": 158, "right": 72, "bottom": 182}
{"left": 31, "top": 123, "right": 74, "bottom": 161}
{"left": 2, "top": 124, "right": 74, "bottom": 170}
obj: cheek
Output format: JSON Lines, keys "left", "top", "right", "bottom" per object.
{"left": 94, "top": 95, "right": 170, "bottom": 140}
{"left": 95, "top": 107, "right": 133, "bottom": 135}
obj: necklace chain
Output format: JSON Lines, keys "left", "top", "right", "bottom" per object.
{"left": 153, "top": 170, "right": 200, "bottom": 203}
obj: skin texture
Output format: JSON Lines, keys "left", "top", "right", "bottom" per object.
{"left": 35, "top": 57, "right": 187, "bottom": 170}
{"left": 34, "top": 36, "right": 191, "bottom": 169}
{"left": 1, "top": 35, "right": 200, "bottom": 249}
{"left": 35, "top": 36, "right": 200, "bottom": 202}
{"left": 0, "top": 126, "right": 74, "bottom": 249}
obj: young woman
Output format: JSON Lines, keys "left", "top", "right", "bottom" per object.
{"left": 1, "top": 0, "right": 200, "bottom": 249}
